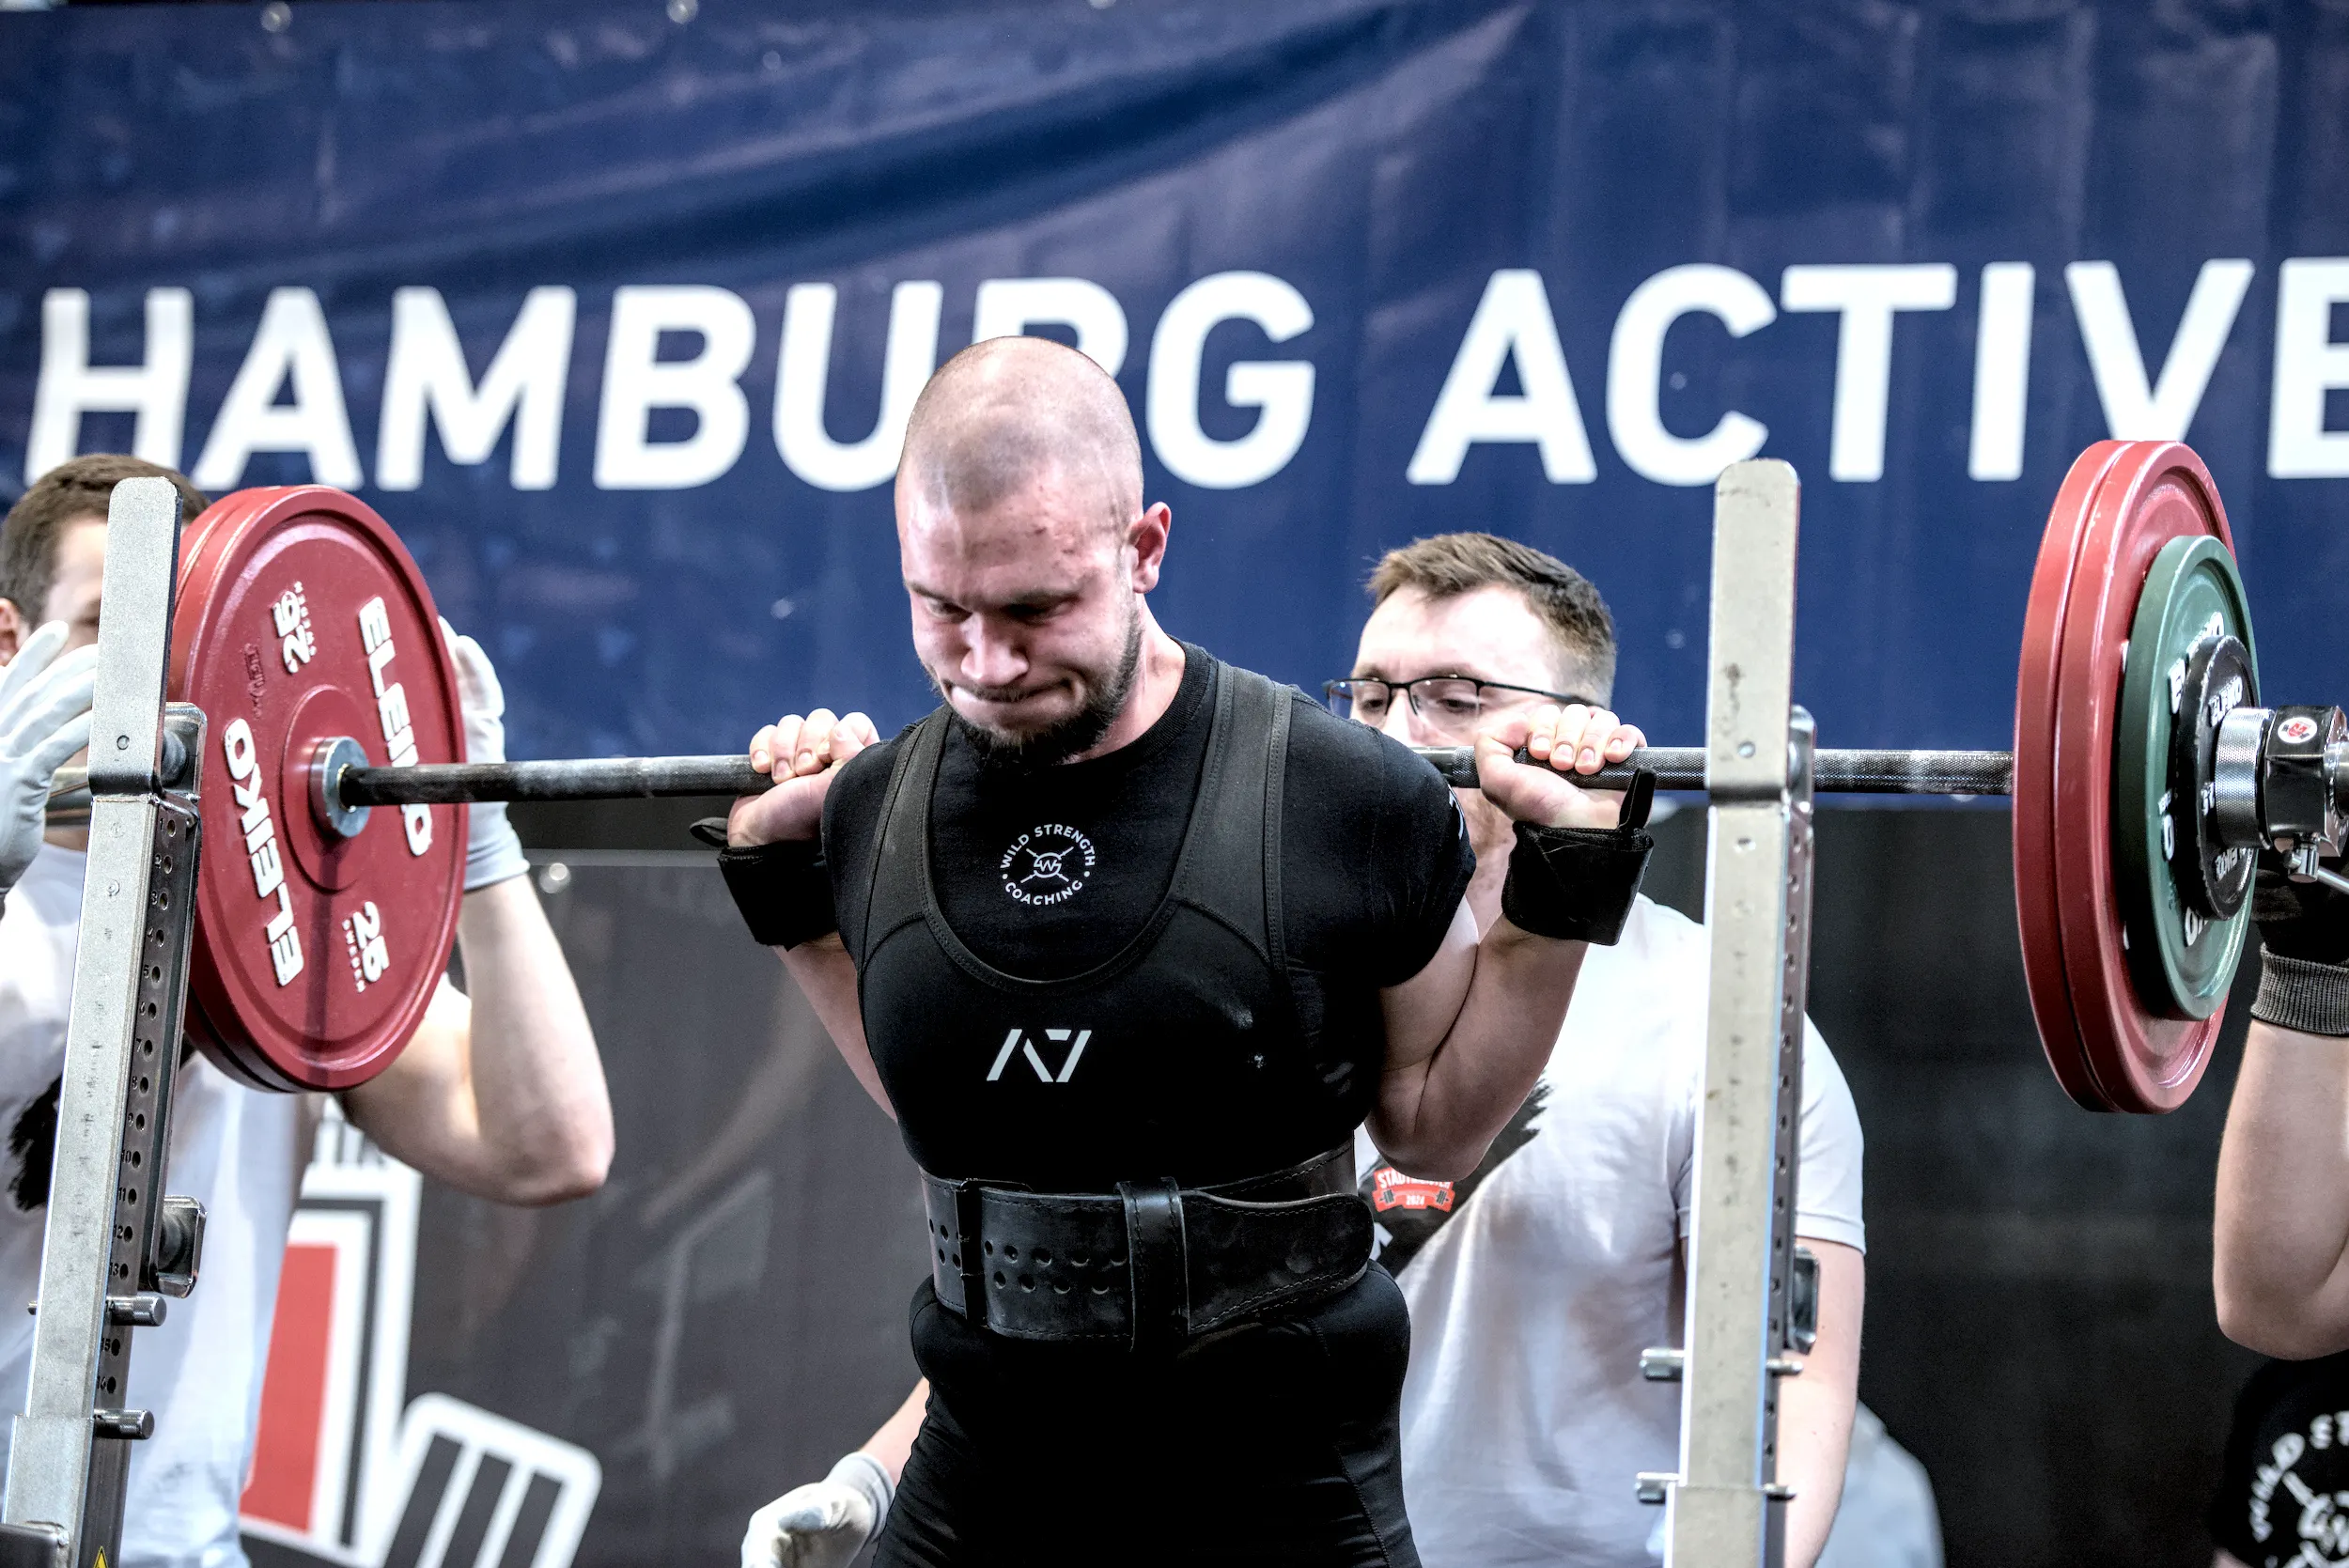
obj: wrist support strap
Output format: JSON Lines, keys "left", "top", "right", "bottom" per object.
{"left": 2251, "top": 950, "right": 2349, "bottom": 1037}
{"left": 1501, "top": 820, "right": 1655, "bottom": 944}
{"left": 827, "top": 1452, "right": 894, "bottom": 1545}
{"left": 716, "top": 837, "right": 839, "bottom": 950}
{"left": 1499, "top": 766, "right": 1657, "bottom": 945}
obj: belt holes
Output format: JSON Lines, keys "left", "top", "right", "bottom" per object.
{"left": 983, "top": 1241, "right": 994, "bottom": 1256}
{"left": 1072, "top": 1252, "right": 1088, "bottom": 1268}
{"left": 1003, "top": 1245, "right": 1019, "bottom": 1261}
{"left": 1019, "top": 1275, "right": 1034, "bottom": 1291}
{"left": 1053, "top": 1281, "right": 1071, "bottom": 1295}
{"left": 1033, "top": 1248, "right": 1050, "bottom": 1265}
{"left": 992, "top": 1271, "right": 1006, "bottom": 1287}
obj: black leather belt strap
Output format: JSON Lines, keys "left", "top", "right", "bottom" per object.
{"left": 1119, "top": 1178, "right": 1189, "bottom": 1354}
{"left": 920, "top": 1146, "right": 1369, "bottom": 1351}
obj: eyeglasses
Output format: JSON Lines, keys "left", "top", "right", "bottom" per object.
{"left": 1320, "top": 675, "right": 1600, "bottom": 735}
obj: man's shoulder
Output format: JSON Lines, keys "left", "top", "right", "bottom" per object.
{"left": 1263, "top": 679, "right": 1451, "bottom": 812}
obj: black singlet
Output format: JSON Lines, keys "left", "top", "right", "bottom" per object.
{"left": 822, "top": 645, "right": 1473, "bottom": 1191}
{"left": 819, "top": 647, "right": 1472, "bottom": 1568}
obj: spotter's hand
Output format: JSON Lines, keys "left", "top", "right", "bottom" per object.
{"left": 1474, "top": 703, "right": 1645, "bottom": 830}
{"left": 726, "top": 708, "right": 879, "bottom": 847}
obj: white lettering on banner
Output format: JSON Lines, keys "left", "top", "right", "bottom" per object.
{"left": 377, "top": 286, "right": 577, "bottom": 491}
{"left": 593, "top": 285, "right": 755, "bottom": 489}
{"left": 2269, "top": 257, "right": 2349, "bottom": 478}
{"left": 273, "top": 582, "right": 317, "bottom": 674}
{"left": 1606, "top": 263, "right": 1776, "bottom": 486}
{"left": 1145, "top": 272, "right": 1315, "bottom": 489}
{"left": 1781, "top": 263, "right": 1959, "bottom": 482}
{"left": 25, "top": 287, "right": 194, "bottom": 480}
{"left": 224, "top": 718, "right": 303, "bottom": 986}
{"left": 1407, "top": 270, "right": 1595, "bottom": 485}
{"left": 1969, "top": 262, "right": 2037, "bottom": 482}
{"left": 192, "top": 287, "right": 365, "bottom": 490}
{"left": 32, "top": 260, "right": 2349, "bottom": 502}
{"left": 358, "top": 597, "right": 435, "bottom": 856}
{"left": 2067, "top": 258, "right": 2256, "bottom": 442}
{"left": 971, "top": 277, "right": 1130, "bottom": 377}
{"left": 772, "top": 280, "right": 943, "bottom": 492}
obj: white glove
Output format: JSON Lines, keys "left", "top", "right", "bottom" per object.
{"left": 0, "top": 623, "right": 96, "bottom": 895}
{"left": 739, "top": 1452, "right": 893, "bottom": 1568}
{"left": 440, "top": 619, "right": 529, "bottom": 892}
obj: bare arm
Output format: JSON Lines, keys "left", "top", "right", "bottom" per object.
{"left": 780, "top": 937, "right": 890, "bottom": 1117}
{"left": 726, "top": 708, "right": 894, "bottom": 1115}
{"left": 1367, "top": 705, "right": 1639, "bottom": 1179}
{"left": 1369, "top": 903, "right": 1586, "bottom": 1178}
{"left": 857, "top": 1380, "right": 928, "bottom": 1484}
{"left": 2215, "top": 1019, "right": 2349, "bottom": 1356}
{"left": 1779, "top": 1239, "right": 1865, "bottom": 1568}
{"left": 343, "top": 876, "right": 612, "bottom": 1204}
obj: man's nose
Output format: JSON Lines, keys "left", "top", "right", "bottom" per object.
{"left": 960, "top": 619, "right": 1029, "bottom": 690}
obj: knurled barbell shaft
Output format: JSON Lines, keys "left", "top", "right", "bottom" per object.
{"left": 325, "top": 746, "right": 2018, "bottom": 804}
{"left": 1406, "top": 746, "right": 2014, "bottom": 795}
{"left": 48, "top": 745, "right": 2023, "bottom": 810}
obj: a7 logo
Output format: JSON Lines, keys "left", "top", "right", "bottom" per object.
{"left": 986, "top": 1029, "right": 1093, "bottom": 1084}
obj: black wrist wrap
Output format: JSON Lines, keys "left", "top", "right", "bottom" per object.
{"left": 716, "top": 838, "right": 839, "bottom": 950}
{"left": 1500, "top": 820, "right": 1654, "bottom": 945}
{"left": 2251, "top": 950, "right": 2349, "bottom": 1037}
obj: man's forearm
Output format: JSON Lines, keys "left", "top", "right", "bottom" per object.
{"left": 1375, "top": 918, "right": 1583, "bottom": 1179}
{"left": 453, "top": 876, "right": 612, "bottom": 1198}
{"left": 2216, "top": 1021, "right": 2349, "bottom": 1356}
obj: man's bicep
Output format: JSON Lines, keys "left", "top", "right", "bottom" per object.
{"left": 1376, "top": 899, "right": 1478, "bottom": 1075}
{"left": 781, "top": 938, "right": 891, "bottom": 1117}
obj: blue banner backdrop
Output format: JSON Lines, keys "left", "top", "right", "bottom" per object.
{"left": 3, "top": 0, "right": 2345, "bottom": 762}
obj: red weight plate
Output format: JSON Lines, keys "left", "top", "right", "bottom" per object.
{"left": 2015, "top": 441, "right": 2131, "bottom": 1110}
{"left": 2050, "top": 443, "right": 2237, "bottom": 1112}
{"left": 172, "top": 487, "right": 467, "bottom": 1091}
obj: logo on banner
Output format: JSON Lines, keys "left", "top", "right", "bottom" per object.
{"left": 239, "top": 1110, "right": 599, "bottom": 1568}
{"left": 239, "top": 1112, "right": 420, "bottom": 1562}
{"left": 1000, "top": 825, "right": 1096, "bottom": 907}
{"left": 378, "top": 1397, "right": 601, "bottom": 1568}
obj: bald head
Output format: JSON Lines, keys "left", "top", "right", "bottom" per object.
{"left": 898, "top": 337, "right": 1142, "bottom": 534}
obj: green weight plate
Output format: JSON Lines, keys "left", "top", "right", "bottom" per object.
{"left": 2113, "top": 534, "right": 2258, "bottom": 1020}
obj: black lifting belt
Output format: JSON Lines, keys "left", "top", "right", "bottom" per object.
{"left": 921, "top": 1147, "right": 1371, "bottom": 1355}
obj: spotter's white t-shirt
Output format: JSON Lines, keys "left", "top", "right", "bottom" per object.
{"left": 1355, "top": 894, "right": 1866, "bottom": 1568}
{"left": 0, "top": 845, "right": 304, "bottom": 1568}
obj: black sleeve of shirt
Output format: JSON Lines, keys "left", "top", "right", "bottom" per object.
{"left": 1279, "top": 694, "right": 1476, "bottom": 988}
{"left": 819, "top": 728, "right": 908, "bottom": 970}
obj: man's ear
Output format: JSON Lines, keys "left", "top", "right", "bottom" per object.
{"left": 1128, "top": 503, "right": 1173, "bottom": 593}
{"left": 0, "top": 599, "right": 27, "bottom": 666}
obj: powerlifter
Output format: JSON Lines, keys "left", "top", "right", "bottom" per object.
{"left": 717, "top": 337, "right": 1652, "bottom": 1568}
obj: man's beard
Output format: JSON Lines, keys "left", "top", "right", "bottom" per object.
{"left": 940, "top": 608, "right": 1144, "bottom": 768}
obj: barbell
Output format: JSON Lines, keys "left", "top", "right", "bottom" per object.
{"left": 54, "top": 445, "right": 2344, "bottom": 1110}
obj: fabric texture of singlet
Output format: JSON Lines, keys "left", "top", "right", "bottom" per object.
{"left": 841, "top": 661, "right": 1419, "bottom": 1567}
